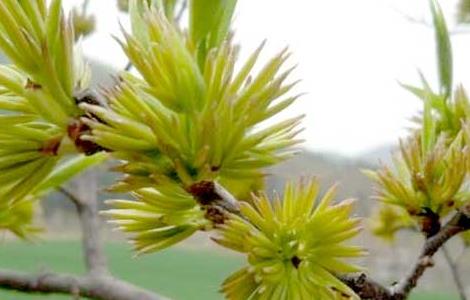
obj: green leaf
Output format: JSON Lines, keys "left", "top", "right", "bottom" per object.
{"left": 430, "top": 0, "right": 453, "bottom": 98}
{"left": 190, "top": 0, "right": 237, "bottom": 67}
{"left": 37, "top": 152, "right": 108, "bottom": 193}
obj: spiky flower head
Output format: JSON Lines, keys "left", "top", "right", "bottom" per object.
{"left": 213, "top": 180, "right": 364, "bottom": 300}
{"left": 367, "top": 133, "right": 469, "bottom": 221}
{"left": 103, "top": 181, "right": 210, "bottom": 254}
{"left": 82, "top": 1, "right": 303, "bottom": 250}
{"left": 371, "top": 1, "right": 470, "bottom": 238}
{"left": 0, "top": 0, "right": 100, "bottom": 208}
{"left": 369, "top": 0, "right": 469, "bottom": 229}
{"left": 82, "top": 1, "right": 302, "bottom": 186}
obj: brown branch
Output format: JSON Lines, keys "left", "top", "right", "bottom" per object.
{"left": 442, "top": 246, "right": 467, "bottom": 300}
{"left": 391, "top": 211, "right": 470, "bottom": 299}
{"left": 340, "top": 211, "right": 470, "bottom": 300}
{"left": 0, "top": 269, "right": 166, "bottom": 300}
{"left": 58, "top": 187, "right": 82, "bottom": 206}
{"left": 188, "top": 181, "right": 240, "bottom": 214}
{"left": 188, "top": 181, "right": 241, "bottom": 224}
{"left": 339, "top": 274, "right": 392, "bottom": 300}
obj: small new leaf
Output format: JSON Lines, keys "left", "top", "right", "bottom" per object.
{"left": 430, "top": 0, "right": 453, "bottom": 98}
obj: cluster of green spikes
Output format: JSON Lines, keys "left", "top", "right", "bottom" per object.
{"left": 2, "top": 0, "right": 469, "bottom": 299}
{"left": 215, "top": 180, "right": 364, "bottom": 300}
{"left": 368, "top": 1, "right": 470, "bottom": 243}
{"left": 82, "top": 0, "right": 304, "bottom": 253}
{"left": 0, "top": 0, "right": 107, "bottom": 236}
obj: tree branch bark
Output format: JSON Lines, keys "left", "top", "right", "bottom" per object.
{"left": 339, "top": 274, "right": 392, "bottom": 300}
{"left": 342, "top": 210, "right": 470, "bottom": 300}
{"left": 391, "top": 211, "right": 470, "bottom": 299}
{"left": 0, "top": 269, "right": 166, "bottom": 300}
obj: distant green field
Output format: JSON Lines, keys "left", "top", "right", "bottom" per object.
{"left": 0, "top": 241, "right": 458, "bottom": 300}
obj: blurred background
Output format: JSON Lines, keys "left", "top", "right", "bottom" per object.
{"left": 1, "top": 0, "right": 470, "bottom": 299}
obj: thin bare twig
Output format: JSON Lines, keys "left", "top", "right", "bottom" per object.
{"left": 58, "top": 187, "right": 82, "bottom": 206}
{"left": 442, "top": 246, "right": 467, "bottom": 300}
{"left": 175, "top": 0, "right": 187, "bottom": 24}
{"left": 390, "top": 211, "right": 470, "bottom": 299}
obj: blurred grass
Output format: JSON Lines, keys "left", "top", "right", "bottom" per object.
{"left": 0, "top": 241, "right": 458, "bottom": 300}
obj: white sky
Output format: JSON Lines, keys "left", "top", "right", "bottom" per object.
{"left": 63, "top": 0, "right": 470, "bottom": 157}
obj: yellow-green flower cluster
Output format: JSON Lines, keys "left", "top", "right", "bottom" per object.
{"left": 368, "top": 133, "right": 469, "bottom": 218}
{"left": 0, "top": 2, "right": 65, "bottom": 201}
{"left": 82, "top": 1, "right": 302, "bottom": 251}
{"left": 104, "top": 181, "right": 209, "bottom": 254}
{"left": 214, "top": 180, "right": 364, "bottom": 300}
{"left": 369, "top": 1, "right": 470, "bottom": 237}
{"left": 0, "top": 0, "right": 102, "bottom": 239}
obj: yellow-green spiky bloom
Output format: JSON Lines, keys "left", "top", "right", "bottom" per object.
{"left": 0, "top": 0, "right": 90, "bottom": 119}
{"left": 0, "top": 0, "right": 98, "bottom": 207}
{"left": 368, "top": 1, "right": 470, "bottom": 237}
{"left": 366, "top": 133, "right": 469, "bottom": 222}
{"left": 82, "top": 1, "right": 303, "bottom": 250}
{"left": 213, "top": 180, "right": 364, "bottom": 300}
{"left": 369, "top": 203, "right": 415, "bottom": 241}
{"left": 0, "top": 0, "right": 102, "bottom": 237}
{"left": 82, "top": 3, "right": 302, "bottom": 185}
{"left": 103, "top": 181, "right": 209, "bottom": 254}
